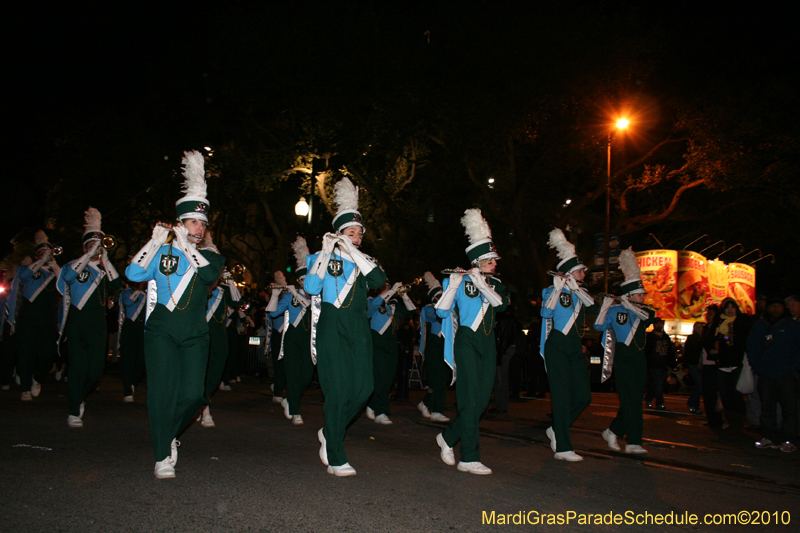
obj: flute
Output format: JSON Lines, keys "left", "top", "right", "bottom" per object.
{"left": 441, "top": 268, "right": 469, "bottom": 275}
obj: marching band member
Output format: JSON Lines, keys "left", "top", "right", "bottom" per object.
{"left": 126, "top": 151, "right": 225, "bottom": 479}
{"left": 267, "top": 271, "right": 289, "bottom": 403}
{"left": 201, "top": 232, "right": 240, "bottom": 427}
{"left": 118, "top": 280, "right": 147, "bottom": 402}
{"left": 434, "top": 209, "right": 509, "bottom": 475}
{"left": 366, "top": 280, "right": 416, "bottom": 425}
{"left": 418, "top": 272, "right": 450, "bottom": 422}
{"left": 593, "top": 248, "right": 654, "bottom": 454}
{"left": 304, "top": 178, "right": 386, "bottom": 477}
{"left": 9, "top": 231, "right": 60, "bottom": 401}
{"left": 57, "top": 208, "right": 122, "bottom": 427}
{"left": 266, "top": 237, "right": 313, "bottom": 425}
{"left": 540, "top": 228, "right": 599, "bottom": 462}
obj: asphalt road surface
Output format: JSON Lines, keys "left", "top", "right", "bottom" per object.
{"left": 2, "top": 370, "right": 798, "bottom": 532}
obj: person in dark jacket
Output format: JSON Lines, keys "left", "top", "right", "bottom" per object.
{"left": 683, "top": 321, "right": 705, "bottom": 414}
{"left": 747, "top": 297, "right": 800, "bottom": 453}
{"left": 707, "top": 298, "right": 750, "bottom": 425}
{"left": 644, "top": 318, "right": 676, "bottom": 410}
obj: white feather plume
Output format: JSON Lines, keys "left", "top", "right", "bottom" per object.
{"left": 292, "top": 236, "right": 309, "bottom": 270}
{"left": 547, "top": 228, "right": 575, "bottom": 261}
{"left": 274, "top": 271, "right": 287, "bottom": 286}
{"left": 619, "top": 247, "right": 642, "bottom": 282}
{"left": 84, "top": 207, "right": 102, "bottom": 232}
{"left": 34, "top": 230, "right": 49, "bottom": 245}
{"left": 333, "top": 178, "right": 359, "bottom": 213}
{"left": 460, "top": 208, "right": 491, "bottom": 245}
{"left": 181, "top": 150, "right": 207, "bottom": 198}
{"left": 423, "top": 271, "right": 441, "bottom": 291}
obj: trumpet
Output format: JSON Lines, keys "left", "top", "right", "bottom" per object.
{"left": 396, "top": 277, "right": 423, "bottom": 295}
{"left": 101, "top": 235, "right": 117, "bottom": 250}
{"left": 231, "top": 264, "right": 246, "bottom": 275}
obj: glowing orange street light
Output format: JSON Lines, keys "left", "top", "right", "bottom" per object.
{"left": 605, "top": 118, "right": 629, "bottom": 293}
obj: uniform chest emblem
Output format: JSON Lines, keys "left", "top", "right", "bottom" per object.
{"left": 159, "top": 254, "right": 180, "bottom": 276}
{"left": 291, "top": 296, "right": 300, "bottom": 308}
{"left": 32, "top": 270, "right": 43, "bottom": 280}
{"left": 559, "top": 293, "right": 572, "bottom": 308}
{"left": 463, "top": 281, "right": 479, "bottom": 299}
{"left": 327, "top": 259, "right": 344, "bottom": 277}
{"left": 616, "top": 312, "right": 628, "bottom": 325}
{"left": 379, "top": 307, "right": 387, "bottom": 314}
{"left": 77, "top": 270, "right": 92, "bottom": 284}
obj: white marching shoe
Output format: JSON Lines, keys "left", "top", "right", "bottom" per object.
{"left": 201, "top": 406, "right": 215, "bottom": 427}
{"left": 430, "top": 412, "right": 450, "bottom": 422}
{"left": 280, "top": 398, "right": 292, "bottom": 420}
{"left": 31, "top": 378, "right": 41, "bottom": 398}
{"left": 154, "top": 457, "right": 176, "bottom": 479}
{"left": 292, "top": 415, "right": 304, "bottom": 425}
{"left": 67, "top": 415, "right": 83, "bottom": 428}
{"left": 554, "top": 451, "right": 583, "bottom": 462}
{"left": 318, "top": 428, "right": 328, "bottom": 466}
{"left": 602, "top": 429, "right": 621, "bottom": 452}
{"left": 457, "top": 461, "right": 492, "bottom": 475}
{"left": 21, "top": 391, "right": 32, "bottom": 401}
{"left": 327, "top": 463, "right": 357, "bottom": 477}
{"left": 171, "top": 438, "right": 180, "bottom": 466}
{"left": 625, "top": 444, "right": 648, "bottom": 454}
{"left": 436, "top": 433, "right": 455, "bottom": 466}
{"left": 123, "top": 395, "right": 134, "bottom": 403}
{"left": 374, "top": 414, "right": 393, "bottom": 425}
{"left": 79, "top": 402, "right": 85, "bottom": 419}
{"left": 546, "top": 426, "right": 557, "bottom": 452}
{"left": 365, "top": 406, "right": 375, "bottom": 420}
{"left": 417, "top": 401, "right": 431, "bottom": 418}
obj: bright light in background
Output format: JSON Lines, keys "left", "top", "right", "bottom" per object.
{"left": 487, "top": 177, "right": 495, "bottom": 189}
{"left": 204, "top": 146, "right": 212, "bottom": 151}
{"left": 565, "top": 199, "right": 572, "bottom": 205}
{"left": 295, "top": 198, "right": 309, "bottom": 216}
{"left": 616, "top": 118, "right": 629, "bottom": 129}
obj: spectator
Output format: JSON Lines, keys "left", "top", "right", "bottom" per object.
{"left": 683, "top": 321, "right": 705, "bottom": 414}
{"left": 747, "top": 297, "right": 800, "bottom": 453}
{"left": 785, "top": 296, "right": 800, "bottom": 322}
{"left": 644, "top": 318, "right": 676, "bottom": 410}
{"left": 708, "top": 298, "right": 751, "bottom": 429}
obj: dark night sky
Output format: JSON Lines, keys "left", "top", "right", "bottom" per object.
{"left": 6, "top": 3, "right": 798, "bottom": 279}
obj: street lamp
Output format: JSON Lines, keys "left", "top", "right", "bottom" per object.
{"left": 605, "top": 118, "right": 629, "bottom": 293}
{"left": 295, "top": 197, "right": 309, "bottom": 217}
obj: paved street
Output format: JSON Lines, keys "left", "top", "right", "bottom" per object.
{"left": 2, "top": 368, "right": 798, "bottom": 532}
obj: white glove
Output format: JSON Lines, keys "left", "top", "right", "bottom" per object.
{"left": 101, "top": 248, "right": 120, "bottom": 281}
{"left": 401, "top": 293, "right": 416, "bottom": 311}
{"left": 338, "top": 236, "right": 376, "bottom": 275}
{"left": 544, "top": 276, "right": 567, "bottom": 310}
{"left": 72, "top": 241, "right": 101, "bottom": 273}
{"left": 131, "top": 224, "right": 170, "bottom": 270}
{"left": 265, "top": 288, "right": 282, "bottom": 312}
{"left": 173, "top": 225, "right": 210, "bottom": 271}
{"left": 225, "top": 279, "right": 242, "bottom": 302}
{"left": 469, "top": 268, "right": 503, "bottom": 307}
{"left": 594, "top": 296, "right": 616, "bottom": 327}
{"left": 565, "top": 276, "right": 595, "bottom": 307}
{"left": 310, "top": 233, "right": 338, "bottom": 279}
{"left": 380, "top": 281, "right": 403, "bottom": 302}
{"left": 620, "top": 295, "right": 650, "bottom": 320}
{"left": 29, "top": 253, "right": 50, "bottom": 274}
{"left": 288, "top": 285, "right": 310, "bottom": 307}
{"left": 435, "top": 274, "right": 463, "bottom": 311}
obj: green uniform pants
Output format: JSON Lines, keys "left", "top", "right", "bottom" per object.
{"left": 609, "top": 344, "right": 647, "bottom": 445}
{"left": 367, "top": 329, "right": 399, "bottom": 416}
{"left": 144, "top": 305, "right": 209, "bottom": 461}
{"left": 317, "top": 303, "right": 374, "bottom": 467}
{"left": 65, "top": 309, "right": 107, "bottom": 417}
{"left": 16, "top": 295, "right": 58, "bottom": 392}
{"left": 442, "top": 326, "right": 496, "bottom": 463}
{"left": 120, "top": 318, "right": 146, "bottom": 397}
{"left": 544, "top": 330, "right": 591, "bottom": 452}
{"left": 205, "top": 321, "right": 228, "bottom": 399}
{"left": 282, "top": 322, "right": 313, "bottom": 415}
{"left": 270, "top": 328, "right": 287, "bottom": 396}
{"left": 422, "top": 334, "right": 447, "bottom": 414}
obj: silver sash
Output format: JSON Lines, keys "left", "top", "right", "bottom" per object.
{"left": 310, "top": 294, "right": 321, "bottom": 365}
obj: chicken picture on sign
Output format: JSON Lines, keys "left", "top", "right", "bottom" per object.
{"left": 635, "top": 250, "right": 678, "bottom": 320}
